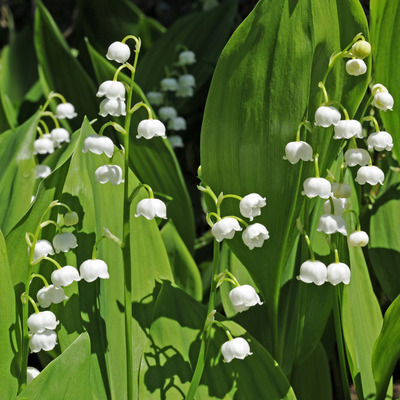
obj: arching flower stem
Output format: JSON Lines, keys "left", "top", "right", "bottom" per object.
{"left": 41, "top": 111, "right": 60, "bottom": 129}
{"left": 20, "top": 293, "right": 40, "bottom": 314}
{"left": 41, "top": 92, "right": 67, "bottom": 113}
{"left": 213, "top": 320, "right": 233, "bottom": 340}
{"left": 361, "top": 115, "right": 380, "bottom": 132}
{"left": 30, "top": 273, "right": 49, "bottom": 287}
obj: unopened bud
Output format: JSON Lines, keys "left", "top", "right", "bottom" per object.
{"left": 64, "top": 211, "right": 79, "bottom": 226}
{"left": 351, "top": 40, "right": 371, "bottom": 59}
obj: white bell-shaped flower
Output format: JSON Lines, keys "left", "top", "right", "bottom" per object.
{"left": 178, "top": 74, "right": 196, "bottom": 88}
{"left": 372, "top": 84, "right": 388, "bottom": 96}
{"left": 333, "top": 120, "right": 363, "bottom": 139}
{"left": 158, "top": 106, "right": 178, "bottom": 121}
{"left": 242, "top": 223, "right": 269, "bottom": 250}
{"left": 33, "top": 137, "right": 55, "bottom": 155}
{"left": 315, "top": 106, "right": 341, "bottom": 127}
{"left": 229, "top": 284, "right": 263, "bottom": 313}
{"left": 317, "top": 214, "right": 347, "bottom": 235}
{"left": 52, "top": 232, "right": 78, "bottom": 253}
{"left": 239, "top": 193, "right": 266, "bottom": 220}
{"left": 175, "top": 85, "right": 194, "bottom": 98}
{"left": 37, "top": 285, "right": 68, "bottom": 308}
{"left": 344, "top": 148, "right": 370, "bottom": 167}
{"left": 323, "top": 197, "right": 348, "bottom": 216}
{"left": 346, "top": 59, "right": 367, "bottom": 76}
{"left": 355, "top": 165, "right": 384, "bottom": 185}
{"left": 283, "top": 141, "right": 313, "bottom": 164}
{"left": 137, "top": 119, "right": 166, "bottom": 139}
{"left": 64, "top": 211, "right": 79, "bottom": 226}
{"left": 29, "top": 329, "right": 57, "bottom": 353}
{"left": 221, "top": 337, "right": 252, "bottom": 363}
{"left": 211, "top": 217, "right": 242, "bottom": 242}
{"left": 135, "top": 198, "right": 167, "bottom": 220}
{"left": 106, "top": 41, "right": 130, "bottom": 63}
{"left": 50, "top": 128, "right": 70, "bottom": 146}
{"left": 373, "top": 92, "right": 394, "bottom": 111}
{"left": 27, "top": 367, "right": 40, "bottom": 384}
{"left": 36, "top": 165, "right": 52, "bottom": 179}
{"left": 367, "top": 131, "right": 393, "bottom": 152}
{"left": 29, "top": 240, "right": 55, "bottom": 262}
{"left": 168, "top": 135, "right": 184, "bottom": 148}
{"left": 146, "top": 91, "right": 164, "bottom": 106}
{"left": 95, "top": 165, "right": 124, "bottom": 185}
{"left": 168, "top": 117, "right": 187, "bottom": 131}
{"left": 80, "top": 259, "right": 110, "bottom": 282}
{"left": 96, "top": 80, "right": 126, "bottom": 100}
{"left": 298, "top": 260, "right": 327, "bottom": 286}
{"left": 326, "top": 262, "right": 351, "bottom": 285}
{"left": 302, "top": 177, "right": 332, "bottom": 199}
{"left": 348, "top": 230, "right": 369, "bottom": 247}
{"left": 160, "top": 78, "right": 178, "bottom": 91}
{"left": 27, "top": 311, "right": 59, "bottom": 333}
{"left": 99, "top": 98, "right": 126, "bottom": 117}
{"left": 178, "top": 50, "right": 196, "bottom": 66}
{"left": 82, "top": 134, "right": 114, "bottom": 158}
{"left": 55, "top": 103, "right": 77, "bottom": 119}
{"left": 331, "top": 182, "right": 352, "bottom": 198}
{"left": 51, "top": 265, "right": 81, "bottom": 287}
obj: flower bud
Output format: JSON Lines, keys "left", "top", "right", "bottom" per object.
{"left": 348, "top": 230, "right": 369, "bottom": 247}
{"left": 106, "top": 41, "right": 130, "bottom": 63}
{"left": 239, "top": 193, "right": 266, "bottom": 220}
{"left": 99, "top": 98, "right": 126, "bottom": 117}
{"left": 333, "top": 120, "right": 363, "bottom": 139}
{"left": 94, "top": 165, "right": 124, "bottom": 186}
{"left": 51, "top": 265, "right": 81, "bottom": 288}
{"left": 135, "top": 198, "right": 167, "bottom": 220}
{"left": 344, "top": 148, "right": 370, "bottom": 167}
{"left": 355, "top": 165, "right": 384, "bottom": 185}
{"left": 242, "top": 223, "right": 269, "bottom": 250}
{"left": 326, "top": 262, "right": 351, "bottom": 285}
{"left": 367, "top": 131, "right": 393, "bottom": 152}
{"left": 211, "top": 217, "right": 242, "bottom": 242}
{"left": 167, "top": 117, "right": 187, "bottom": 131}
{"left": 96, "top": 80, "right": 125, "bottom": 100}
{"left": 229, "top": 285, "right": 263, "bottom": 313}
{"left": 37, "top": 285, "right": 68, "bottom": 308}
{"left": 64, "top": 211, "right": 79, "bottom": 226}
{"left": 36, "top": 165, "right": 52, "bottom": 179}
{"left": 52, "top": 232, "right": 78, "bottom": 253}
{"left": 346, "top": 59, "right": 367, "bottom": 76}
{"left": 80, "top": 259, "right": 110, "bottom": 282}
{"left": 29, "top": 330, "right": 58, "bottom": 353}
{"left": 137, "top": 119, "right": 167, "bottom": 139}
{"left": 315, "top": 106, "right": 341, "bottom": 127}
{"left": 302, "top": 177, "right": 332, "bottom": 199}
{"left": 27, "top": 311, "right": 59, "bottom": 333}
{"left": 146, "top": 91, "right": 164, "bottom": 106}
{"left": 221, "top": 337, "right": 252, "bottom": 363}
{"left": 373, "top": 92, "right": 394, "bottom": 111}
{"left": 34, "top": 137, "right": 55, "bottom": 155}
{"left": 55, "top": 103, "right": 77, "bottom": 119}
{"left": 283, "top": 141, "right": 313, "bottom": 164}
{"left": 351, "top": 40, "right": 371, "bottom": 59}
{"left": 371, "top": 84, "right": 388, "bottom": 96}
{"left": 177, "top": 51, "right": 196, "bottom": 66}
{"left": 317, "top": 214, "right": 347, "bottom": 236}
{"left": 82, "top": 134, "right": 114, "bottom": 158}
{"left": 298, "top": 260, "right": 327, "bottom": 286}
{"left": 158, "top": 106, "right": 178, "bottom": 122}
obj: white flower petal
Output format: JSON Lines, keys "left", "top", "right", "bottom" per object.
{"left": 135, "top": 198, "right": 167, "bottom": 220}
{"left": 346, "top": 59, "right": 367, "bottom": 76}
{"left": 298, "top": 260, "right": 327, "bottom": 286}
{"left": 317, "top": 214, "right": 347, "bottom": 236}
{"left": 327, "top": 262, "right": 351, "bottom": 285}
{"left": 137, "top": 119, "right": 166, "bottom": 139}
{"left": 229, "top": 285, "right": 263, "bottom": 313}
{"left": 51, "top": 266, "right": 81, "bottom": 287}
{"left": 315, "top": 106, "right": 341, "bottom": 127}
{"left": 29, "top": 330, "right": 57, "bottom": 353}
{"left": 239, "top": 193, "right": 266, "bottom": 220}
{"left": 302, "top": 177, "right": 332, "bottom": 199}
{"left": 80, "top": 259, "right": 110, "bottom": 282}
{"left": 333, "top": 120, "right": 363, "bottom": 139}
{"left": 106, "top": 41, "right": 130, "bottom": 63}
{"left": 82, "top": 134, "right": 114, "bottom": 158}
{"left": 283, "top": 141, "right": 313, "bottom": 164}
{"left": 55, "top": 103, "right": 77, "bottom": 119}
{"left": 355, "top": 166, "right": 385, "bottom": 185}
{"left": 242, "top": 223, "right": 269, "bottom": 249}
{"left": 221, "top": 337, "right": 252, "bottom": 363}
{"left": 27, "top": 311, "right": 59, "bottom": 333}
{"left": 211, "top": 217, "right": 242, "bottom": 242}
{"left": 94, "top": 165, "right": 124, "bottom": 185}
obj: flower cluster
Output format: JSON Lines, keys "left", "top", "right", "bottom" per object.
{"left": 146, "top": 46, "right": 197, "bottom": 148}
{"left": 25, "top": 202, "right": 109, "bottom": 353}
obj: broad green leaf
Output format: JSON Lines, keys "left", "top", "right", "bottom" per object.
{"left": 291, "top": 342, "right": 332, "bottom": 400}
{"left": 161, "top": 221, "right": 202, "bottom": 301}
{"left": 200, "top": 0, "right": 369, "bottom": 363}
{"left": 17, "top": 333, "right": 91, "bottom": 400}
{"left": 34, "top": 0, "right": 98, "bottom": 128}
{"left": 368, "top": 162, "right": 400, "bottom": 300}
{"left": 370, "top": 0, "right": 400, "bottom": 160}
{"left": 85, "top": 39, "right": 196, "bottom": 251}
{"left": 0, "top": 230, "right": 18, "bottom": 399}
{"left": 342, "top": 246, "right": 384, "bottom": 400}
{"left": 372, "top": 293, "right": 400, "bottom": 400}
{"left": 139, "top": 281, "right": 297, "bottom": 399}
{"left": 0, "top": 111, "right": 40, "bottom": 235}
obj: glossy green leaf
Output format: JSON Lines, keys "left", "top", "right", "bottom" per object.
{"left": 34, "top": 0, "right": 98, "bottom": 127}
{"left": 342, "top": 246, "right": 384, "bottom": 400}
{"left": 370, "top": 0, "right": 400, "bottom": 160}
{"left": 161, "top": 221, "right": 202, "bottom": 301}
{"left": 200, "top": 0, "right": 369, "bottom": 362}
{"left": 139, "top": 281, "right": 297, "bottom": 399}
{"left": 85, "top": 39, "right": 196, "bottom": 251}
{"left": 372, "top": 293, "right": 400, "bottom": 400}
{"left": 0, "top": 230, "right": 18, "bottom": 399}
{"left": 17, "top": 333, "right": 91, "bottom": 400}
{"left": 0, "top": 111, "right": 40, "bottom": 235}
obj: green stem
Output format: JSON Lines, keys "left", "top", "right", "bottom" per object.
{"left": 361, "top": 116, "right": 380, "bottom": 132}
{"left": 41, "top": 111, "right": 60, "bottom": 129}
{"left": 314, "top": 154, "right": 320, "bottom": 178}
{"left": 186, "top": 240, "right": 220, "bottom": 400}
{"left": 332, "top": 286, "right": 351, "bottom": 400}
{"left": 359, "top": 94, "right": 374, "bottom": 120}
{"left": 41, "top": 92, "right": 67, "bottom": 113}
{"left": 318, "top": 82, "right": 329, "bottom": 104}
{"left": 222, "top": 194, "right": 243, "bottom": 202}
